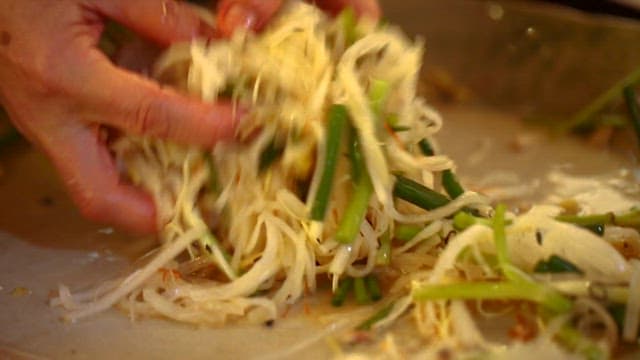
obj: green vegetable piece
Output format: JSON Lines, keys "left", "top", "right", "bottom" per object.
{"left": 493, "top": 204, "right": 509, "bottom": 272}
{"left": 365, "top": 275, "right": 382, "bottom": 301}
{"left": 369, "top": 79, "right": 391, "bottom": 118}
{"left": 393, "top": 175, "right": 450, "bottom": 211}
{"left": 608, "top": 303, "right": 626, "bottom": 331}
{"left": 338, "top": 7, "right": 358, "bottom": 45}
{"left": 584, "top": 223, "right": 605, "bottom": 236}
{"left": 354, "top": 277, "right": 371, "bottom": 304}
{"left": 453, "top": 212, "right": 478, "bottom": 230}
{"left": 335, "top": 128, "right": 374, "bottom": 244}
{"left": 556, "top": 208, "right": 640, "bottom": 229}
{"left": 258, "top": 139, "right": 285, "bottom": 173}
{"left": 491, "top": 204, "right": 524, "bottom": 282}
{"left": 419, "top": 139, "right": 465, "bottom": 198}
{"left": 334, "top": 175, "right": 373, "bottom": 244}
{"left": 204, "top": 152, "right": 220, "bottom": 193}
{"left": 563, "top": 65, "right": 640, "bottom": 132}
{"left": 413, "top": 281, "right": 573, "bottom": 314}
{"left": 607, "top": 303, "right": 640, "bottom": 341}
{"left": 347, "top": 126, "right": 365, "bottom": 182}
{"left": 442, "top": 169, "right": 465, "bottom": 199}
{"left": 356, "top": 302, "right": 395, "bottom": 331}
{"left": 534, "top": 255, "right": 583, "bottom": 274}
{"left": 331, "top": 277, "right": 354, "bottom": 307}
{"left": 310, "top": 104, "right": 349, "bottom": 221}
{"left": 623, "top": 85, "right": 640, "bottom": 147}
{"left": 390, "top": 125, "right": 411, "bottom": 132}
{"left": 202, "top": 231, "right": 236, "bottom": 280}
{"left": 394, "top": 224, "right": 422, "bottom": 242}
{"left": 418, "top": 139, "right": 435, "bottom": 156}
{"left": 555, "top": 325, "right": 607, "bottom": 360}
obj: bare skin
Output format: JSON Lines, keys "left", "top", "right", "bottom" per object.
{"left": 0, "top": 0, "right": 379, "bottom": 235}
{"left": 216, "top": 0, "right": 380, "bottom": 37}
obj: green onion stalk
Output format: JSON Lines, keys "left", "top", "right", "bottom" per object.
{"left": 310, "top": 104, "right": 349, "bottom": 221}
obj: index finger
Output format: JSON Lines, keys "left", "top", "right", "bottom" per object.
{"left": 78, "top": 51, "right": 241, "bottom": 148}
{"left": 92, "top": 0, "right": 214, "bottom": 45}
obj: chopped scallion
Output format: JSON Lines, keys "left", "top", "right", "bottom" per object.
{"left": 393, "top": 175, "right": 450, "bottom": 211}
{"left": 555, "top": 325, "right": 607, "bottom": 360}
{"left": 563, "top": 65, "right": 640, "bottom": 132}
{"left": 556, "top": 208, "right": 640, "bottom": 229}
{"left": 442, "top": 170, "right": 464, "bottom": 199}
{"left": 338, "top": 7, "right": 358, "bottom": 45}
{"left": 418, "top": 139, "right": 435, "bottom": 156}
{"left": 310, "top": 104, "right": 349, "bottom": 221}
{"left": 331, "top": 277, "right": 354, "bottom": 307}
{"left": 394, "top": 224, "right": 422, "bottom": 242}
{"left": 356, "top": 302, "right": 395, "bottom": 331}
{"left": 534, "top": 255, "right": 583, "bottom": 275}
{"left": 335, "top": 128, "right": 374, "bottom": 244}
{"left": 365, "top": 274, "right": 382, "bottom": 301}
{"left": 354, "top": 277, "right": 371, "bottom": 304}
{"left": 204, "top": 152, "right": 220, "bottom": 193}
{"left": 258, "top": 139, "right": 285, "bottom": 173}
{"left": 453, "top": 211, "right": 493, "bottom": 230}
{"left": 413, "top": 281, "right": 572, "bottom": 314}
{"left": 369, "top": 79, "right": 391, "bottom": 119}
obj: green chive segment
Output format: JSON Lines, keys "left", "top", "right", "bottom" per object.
{"left": 335, "top": 129, "right": 373, "bottom": 244}
{"left": 413, "top": 281, "right": 572, "bottom": 313}
{"left": 331, "top": 277, "right": 354, "bottom": 307}
{"left": 534, "top": 255, "right": 583, "bottom": 274}
{"left": 393, "top": 175, "right": 450, "bottom": 211}
{"left": 310, "top": 104, "right": 349, "bottom": 221}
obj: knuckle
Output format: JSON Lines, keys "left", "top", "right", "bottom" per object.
{"left": 73, "top": 188, "right": 109, "bottom": 223}
{"left": 130, "top": 95, "right": 172, "bottom": 138}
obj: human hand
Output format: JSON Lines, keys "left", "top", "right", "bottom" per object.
{"left": 216, "top": 0, "right": 381, "bottom": 37}
{"left": 0, "top": 0, "right": 242, "bottom": 234}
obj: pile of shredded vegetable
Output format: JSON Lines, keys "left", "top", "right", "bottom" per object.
{"left": 53, "top": 2, "right": 640, "bottom": 358}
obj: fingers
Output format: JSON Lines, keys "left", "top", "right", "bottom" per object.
{"left": 312, "top": 0, "right": 381, "bottom": 20}
{"left": 214, "top": 0, "right": 380, "bottom": 38}
{"left": 216, "top": 0, "right": 283, "bottom": 37}
{"left": 45, "top": 124, "right": 157, "bottom": 234}
{"left": 81, "top": 53, "right": 240, "bottom": 147}
{"left": 92, "top": 0, "right": 214, "bottom": 46}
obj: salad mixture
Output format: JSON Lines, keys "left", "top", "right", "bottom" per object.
{"left": 53, "top": 2, "right": 640, "bottom": 358}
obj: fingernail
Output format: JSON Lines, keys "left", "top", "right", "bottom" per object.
{"left": 220, "top": 4, "right": 257, "bottom": 36}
